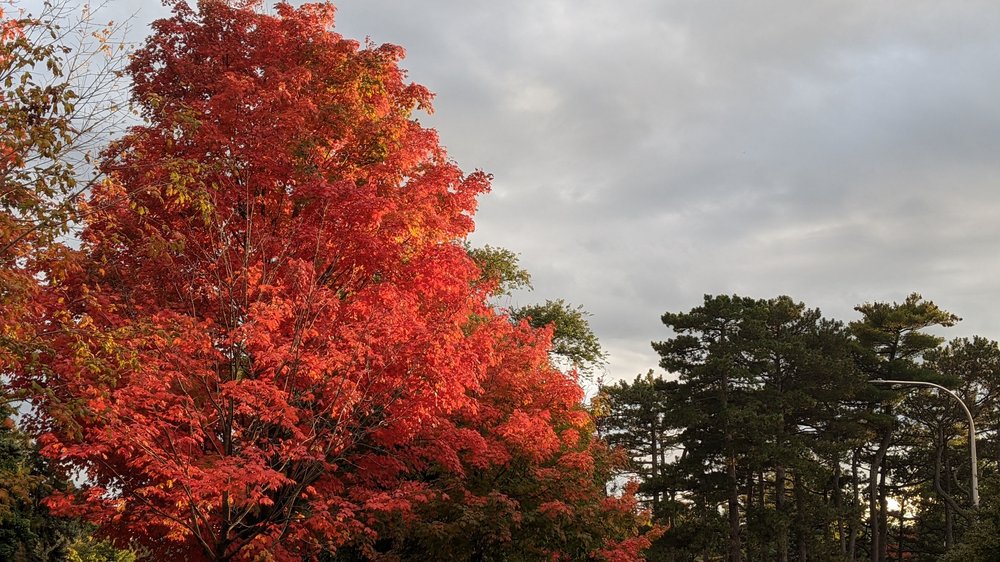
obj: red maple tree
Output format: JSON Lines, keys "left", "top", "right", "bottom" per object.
{"left": 14, "top": 2, "right": 653, "bottom": 560}
{"left": 344, "top": 317, "right": 660, "bottom": 560}
{"left": 25, "top": 1, "right": 492, "bottom": 558}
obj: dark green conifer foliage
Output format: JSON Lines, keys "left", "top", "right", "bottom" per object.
{"left": 606, "top": 295, "right": 870, "bottom": 561}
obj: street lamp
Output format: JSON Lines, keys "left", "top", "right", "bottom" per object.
{"left": 870, "top": 379, "right": 979, "bottom": 508}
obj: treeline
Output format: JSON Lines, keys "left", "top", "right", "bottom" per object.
{"left": 598, "top": 293, "right": 1000, "bottom": 561}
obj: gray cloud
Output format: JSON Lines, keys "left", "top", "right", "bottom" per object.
{"left": 22, "top": 0, "right": 1000, "bottom": 381}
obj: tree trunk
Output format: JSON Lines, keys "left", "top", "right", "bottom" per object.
{"left": 834, "top": 460, "right": 846, "bottom": 557}
{"left": 895, "top": 497, "right": 905, "bottom": 561}
{"left": 720, "top": 358, "right": 742, "bottom": 562}
{"left": 934, "top": 429, "right": 971, "bottom": 524}
{"left": 794, "top": 470, "right": 808, "bottom": 562}
{"left": 944, "top": 501, "right": 953, "bottom": 550}
{"left": 869, "top": 428, "right": 893, "bottom": 562}
{"left": 868, "top": 468, "right": 879, "bottom": 562}
{"left": 651, "top": 418, "right": 659, "bottom": 514}
{"left": 758, "top": 469, "right": 766, "bottom": 509}
{"left": 878, "top": 465, "right": 888, "bottom": 562}
{"left": 939, "top": 427, "right": 954, "bottom": 550}
{"left": 728, "top": 453, "right": 743, "bottom": 562}
{"left": 746, "top": 474, "right": 756, "bottom": 562}
{"left": 756, "top": 470, "right": 765, "bottom": 561}
{"left": 848, "top": 449, "right": 860, "bottom": 562}
{"left": 776, "top": 465, "right": 789, "bottom": 562}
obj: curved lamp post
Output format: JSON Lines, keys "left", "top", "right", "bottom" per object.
{"left": 870, "top": 379, "right": 978, "bottom": 508}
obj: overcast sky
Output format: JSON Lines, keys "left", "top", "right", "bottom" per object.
{"left": 26, "top": 1, "right": 1000, "bottom": 382}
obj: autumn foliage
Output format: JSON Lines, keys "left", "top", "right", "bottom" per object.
{"left": 2, "top": 0, "right": 113, "bottom": 381}
{"left": 7, "top": 1, "right": 651, "bottom": 560}
{"left": 1, "top": 5, "right": 36, "bottom": 373}
{"left": 346, "top": 321, "right": 658, "bottom": 560}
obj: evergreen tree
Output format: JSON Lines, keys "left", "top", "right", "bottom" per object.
{"left": 849, "top": 293, "right": 959, "bottom": 562}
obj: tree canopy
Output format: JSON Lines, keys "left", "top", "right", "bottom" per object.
{"left": 3, "top": 2, "right": 651, "bottom": 560}
{"left": 600, "top": 293, "right": 999, "bottom": 562}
